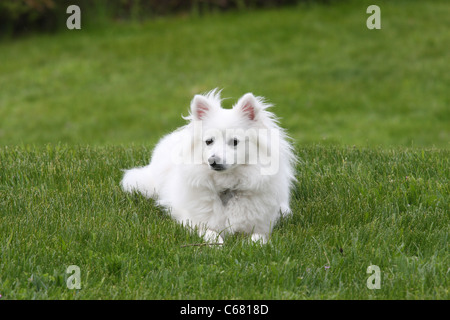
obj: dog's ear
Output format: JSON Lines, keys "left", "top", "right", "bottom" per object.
{"left": 235, "top": 93, "right": 259, "bottom": 121}
{"left": 191, "top": 95, "right": 212, "bottom": 121}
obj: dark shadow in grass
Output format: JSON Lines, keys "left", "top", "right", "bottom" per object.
{"left": 122, "top": 190, "right": 170, "bottom": 222}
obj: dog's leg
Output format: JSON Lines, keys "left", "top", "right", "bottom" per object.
{"left": 251, "top": 233, "right": 268, "bottom": 244}
{"left": 201, "top": 229, "right": 224, "bottom": 245}
{"left": 180, "top": 218, "right": 224, "bottom": 245}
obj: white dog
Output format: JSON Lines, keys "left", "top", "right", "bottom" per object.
{"left": 121, "top": 90, "right": 296, "bottom": 244}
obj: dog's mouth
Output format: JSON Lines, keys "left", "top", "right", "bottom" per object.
{"left": 210, "top": 164, "right": 226, "bottom": 171}
{"left": 209, "top": 162, "right": 227, "bottom": 171}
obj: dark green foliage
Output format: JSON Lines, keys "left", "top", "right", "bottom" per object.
{"left": 0, "top": 0, "right": 335, "bottom": 36}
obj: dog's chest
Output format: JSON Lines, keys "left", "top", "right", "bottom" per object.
{"left": 219, "top": 189, "right": 238, "bottom": 206}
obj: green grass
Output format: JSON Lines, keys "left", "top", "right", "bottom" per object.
{"left": 0, "top": 0, "right": 448, "bottom": 147}
{"left": 0, "top": 145, "right": 448, "bottom": 299}
{"left": 0, "top": 0, "right": 449, "bottom": 300}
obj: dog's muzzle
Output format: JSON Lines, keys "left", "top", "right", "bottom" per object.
{"left": 208, "top": 156, "right": 226, "bottom": 171}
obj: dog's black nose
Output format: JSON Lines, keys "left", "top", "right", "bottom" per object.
{"left": 208, "top": 158, "right": 225, "bottom": 171}
{"left": 210, "top": 161, "right": 219, "bottom": 168}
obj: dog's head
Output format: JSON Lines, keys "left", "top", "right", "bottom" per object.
{"left": 188, "top": 90, "right": 278, "bottom": 174}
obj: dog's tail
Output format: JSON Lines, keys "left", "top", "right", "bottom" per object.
{"left": 121, "top": 166, "right": 157, "bottom": 198}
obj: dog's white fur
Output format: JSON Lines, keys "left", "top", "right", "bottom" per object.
{"left": 121, "top": 89, "right": 296, "bottom": 244}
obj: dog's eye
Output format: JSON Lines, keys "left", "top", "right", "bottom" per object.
{"left": 205, "top": 138, "right": 214, "bottom": 146}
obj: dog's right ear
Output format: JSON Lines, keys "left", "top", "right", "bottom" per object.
{"left": 191, "top": 95, "right": 212, "bottom": 121}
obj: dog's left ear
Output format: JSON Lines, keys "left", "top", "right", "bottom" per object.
{"left": 235, "top": 93, "right": 260, "bottom": 121}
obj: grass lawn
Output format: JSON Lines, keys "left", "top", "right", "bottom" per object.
{"left": 0, "top": 0, "right": 448, "bottom": 147}
{"left": 0, "top": 0, "right": 449, "bottom": 300}
{"left": 1, "top": 145, "right": 448, "bottom": 299}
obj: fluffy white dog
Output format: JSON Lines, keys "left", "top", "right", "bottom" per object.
{"left": 121, "top": 90, "right": 296, "bottom": 244}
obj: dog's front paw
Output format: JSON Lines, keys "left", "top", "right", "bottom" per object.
{"left": 203, "top": 229, "right": 224, "bottom": 245}
{"left": 251, "top": 233, "right": 268, "bottom": 244}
